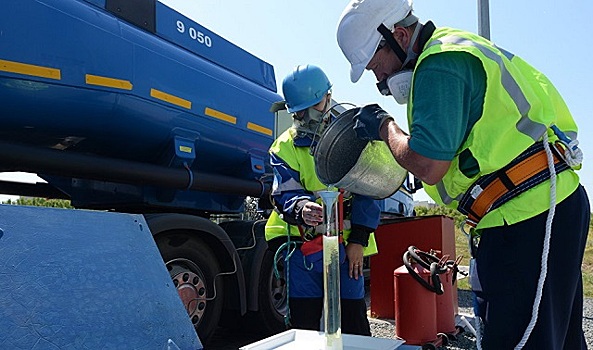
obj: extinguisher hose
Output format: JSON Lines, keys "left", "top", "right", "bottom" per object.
{"left": 407, "top": 246, "right": 460, "bottom": 285}
{"left": 403, "top": 251, "right": 444, "bottom": 295}
{"left": 407, "top": 246, "right": 448, "bottom": 273}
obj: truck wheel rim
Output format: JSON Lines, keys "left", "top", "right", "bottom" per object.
{"left": 167, "top": 258, "right": 208, "bottom": 327}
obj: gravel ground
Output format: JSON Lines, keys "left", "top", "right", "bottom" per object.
{"left": 368, "top": 289, "right": 593, "bottom": 349}
{"left": 211, "top": 286, "right": 592, "bottom": 349}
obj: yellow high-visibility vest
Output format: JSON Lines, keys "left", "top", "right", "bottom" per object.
{"left": 410, "top": 27, "right": 580, "bottom": 229}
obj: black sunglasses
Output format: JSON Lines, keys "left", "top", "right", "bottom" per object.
{"left": 375, "top": 39, "right": 386, "bottom": 54}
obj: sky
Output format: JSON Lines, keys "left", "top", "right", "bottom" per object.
{"left": 2, "top": 0, "right": 592, "bottom": 207}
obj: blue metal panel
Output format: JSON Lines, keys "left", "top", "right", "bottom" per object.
{"left": 83, "top": 0, "right": 105, "bottom": 8}
{"left": 0, "top": 205, "right": 202, "bottom": 349}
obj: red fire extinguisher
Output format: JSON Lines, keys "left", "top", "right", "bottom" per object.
{"left": 406, "top": 246, "right": 459, "bottom": 335}
{"left": 394, "top": 246, "right": 459, "bottom": 346}
{"left": 394, "top": 261, "right": 438, "bottom": 345}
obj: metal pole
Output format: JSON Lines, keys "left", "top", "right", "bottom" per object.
{"left": 478, "top": 0, "right": 491, "bottom": 39}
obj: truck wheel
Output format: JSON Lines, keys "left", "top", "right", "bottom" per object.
{"left": 246, "top": 248, "right": 288, "bottom": 335}
{"left": 156, "top": 234, "right": 224, "bottom": 344}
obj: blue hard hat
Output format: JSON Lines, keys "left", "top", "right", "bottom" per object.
{"left": 282, "top": 65, "right": 332, "bottom": 113}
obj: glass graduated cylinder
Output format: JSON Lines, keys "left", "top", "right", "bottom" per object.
{"left": 318, "top": 190, "right": 342, "bottom": 350}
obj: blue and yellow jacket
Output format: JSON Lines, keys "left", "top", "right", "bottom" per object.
{"left": 264, "top": 127, "right": 380, "bottom": 256}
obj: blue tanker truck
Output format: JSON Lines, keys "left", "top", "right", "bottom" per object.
{"left": 0, "top": 0, "right": 284, "bottom": 344}
{"left": 0, "top": 0, "right": 415, "bottom": 346}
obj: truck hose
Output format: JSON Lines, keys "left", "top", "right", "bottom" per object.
{"left": 273, "top": 223, "right": 298, "bottom": 328}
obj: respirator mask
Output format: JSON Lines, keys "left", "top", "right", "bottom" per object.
{"left": 376, "top": 23, "right": 423, "bottom": 105}
{"left": 293, "top": 96, "right": 331, "bottom": 138}
{"left": 376, "top": 70, "right": 414, "bottom": 105}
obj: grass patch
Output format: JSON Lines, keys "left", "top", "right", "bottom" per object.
{"left": 454, "top": 224, "right": 593, "bottom": 297}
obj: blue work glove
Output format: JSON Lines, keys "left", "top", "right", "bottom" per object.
{"left": 352, "top": 103, "right": 393, "bottom": 141}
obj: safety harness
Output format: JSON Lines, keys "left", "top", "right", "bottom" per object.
{"left": 457, "top": 141, "right": 570, "bottom": 228}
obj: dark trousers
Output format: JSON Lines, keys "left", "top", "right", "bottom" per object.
{"left": 475, "top": 185, "right": 590, "bottom": 349}
{"left": 288, "top": 297, "right": 371, "bottom": 336}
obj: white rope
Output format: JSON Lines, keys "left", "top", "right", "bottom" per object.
{"left": 550, "top": 124, "right": 583, "bottom": 168}
{"left": 514, "top": 134, "right": 557, "bottom": 349}
{"left": 564, "top": 139, "right": 583, "bottom": 168}
{"left": 459, "top": 315, "right": 477, "bottom": 338}
{"left": 475, "top": 315, "right": 483, "bottom": 350}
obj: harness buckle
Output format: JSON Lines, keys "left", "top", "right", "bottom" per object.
{"left": 469, "top": 184, "right": 483, "bottom": 200}
{"left": 299, "top": 226, "right": 317, "bottom": 241}
{"left": 464, "top": 218, "right": 478, "bottom": 229}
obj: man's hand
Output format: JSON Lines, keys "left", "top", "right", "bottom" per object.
{"left": 346, "top": 243, "right": 364, "bottom": 280}
{"left": 353, "top": 103, "right": 393, "bottom": 141}
{"left": 301, "top": 201, "right": 323, "bottom": 227}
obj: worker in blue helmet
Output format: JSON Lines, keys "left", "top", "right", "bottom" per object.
{"left": 265, "top": 64, "right": 380, "bottom": 335}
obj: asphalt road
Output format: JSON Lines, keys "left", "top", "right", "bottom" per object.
{"left": 208, "top": 326, "right": 264, "bottom": 350}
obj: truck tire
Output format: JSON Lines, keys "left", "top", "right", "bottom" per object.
{"left": 156, "top": 234, "right": 224, "bottom": 344}
{"left": 248, "top": 248, "right": 288, "bottom": 335}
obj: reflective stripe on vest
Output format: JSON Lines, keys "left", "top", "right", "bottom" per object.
{"left": 271, "top": 128, "right": 327, "bottom": 193}
{"left": 426, "top": 36, "right": 546, "bottom": 143}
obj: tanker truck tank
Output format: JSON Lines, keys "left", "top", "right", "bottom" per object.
{"left": 0, "top": 0, "right": 281, "bottom": 213}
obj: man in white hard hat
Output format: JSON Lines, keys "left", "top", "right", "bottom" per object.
{"left": 336, "top": 0, "right": 590, "bottom": 349}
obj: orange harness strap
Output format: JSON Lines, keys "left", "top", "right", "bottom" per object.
{"left": 458, "top": 142, "right": 570, "bottom": 227}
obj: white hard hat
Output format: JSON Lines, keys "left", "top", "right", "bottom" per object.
{"left": 337, "top": 0, "right": 414, "bottom": 83}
